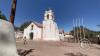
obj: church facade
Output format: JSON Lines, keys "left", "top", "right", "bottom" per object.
{"left": 23, "top": 9, "right": 61, "bottom": 41}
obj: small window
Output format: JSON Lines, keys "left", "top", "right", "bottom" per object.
{"left": 31, "top": 25, "right": 33, "bottom": 30}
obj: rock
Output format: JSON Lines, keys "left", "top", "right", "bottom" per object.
{"left": 0, "top": 19, "right": 19, "bottom": 56}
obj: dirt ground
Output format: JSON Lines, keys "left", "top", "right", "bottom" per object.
{"left": 16, "top": 40, "right": 100, "bottom": 56}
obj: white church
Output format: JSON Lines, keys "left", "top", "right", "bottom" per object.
{"left": 23, "top": 9, "right": 63, "bottom": 41}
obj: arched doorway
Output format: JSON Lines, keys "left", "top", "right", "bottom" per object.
{"left": 30, "top": 32, "right": 34, "bottom": 40}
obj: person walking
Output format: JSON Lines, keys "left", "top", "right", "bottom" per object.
{"left": 23, "top": 37, "right": 27, "bottom": 45}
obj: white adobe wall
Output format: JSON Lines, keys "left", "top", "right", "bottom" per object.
{"left": 43, "top": 20, "right": 60, "bottom": 41}
{"left": 23, "top": 23, "right": 42, "bottom": 40}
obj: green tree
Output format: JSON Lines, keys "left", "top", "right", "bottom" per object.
{"left": 70, "top": 26, "right": 99, "bottom": 43}
{"left": 0, "top": 10, "right": 7, "bottom": 20}
{"left": 70, "top": 26, "right": 89, "bottom": 38}
{"left": 19, "top": 21, "right": 32, "bottom": 31}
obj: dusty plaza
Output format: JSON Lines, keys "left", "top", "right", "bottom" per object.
{"left": 16, "top": 39, "right": 100, "bottom": 56}
{"left": 1, "top": 0, "right": 100, "bottom": 56}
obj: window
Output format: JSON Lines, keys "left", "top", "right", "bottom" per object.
{"left": 47, "top": 14, "right": 49, "bottom": 19}
{"left": 31, "top": 25, "right": 33, "bottom": 30}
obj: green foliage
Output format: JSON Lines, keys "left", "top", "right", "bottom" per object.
{"left": 0, "top": 10, "right": 7, "bottom": 20}
{"left": 70, "top": 26, "right": 100, "bottom": 44}
{"left": 14, "top": 26, "right": 20, "bottom": 31}
{"left": 19, "top": 21, "right": 32, "bottom": 31}
{"left": 1, "top": 14, "right": 7, "bottom": 20}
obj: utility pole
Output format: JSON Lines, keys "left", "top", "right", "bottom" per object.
{"left": 10, "top": 0, "right": 17, "bottom": 24}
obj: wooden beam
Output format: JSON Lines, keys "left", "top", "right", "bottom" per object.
{"left": 10, "top": 0, "right": 17, "bottom": 24}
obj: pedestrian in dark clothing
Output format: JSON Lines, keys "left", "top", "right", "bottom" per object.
{"left": 23, "top": 37, "right": 27, "bottom": 45}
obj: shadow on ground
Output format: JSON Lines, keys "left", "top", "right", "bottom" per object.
{"left": 64, "top": 52, "right": 87, "bottom": 56}
{"left": 17, "top": 49, "right": 35, "bottom": 56}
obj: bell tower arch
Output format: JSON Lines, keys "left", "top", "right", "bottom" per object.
{"left": 44, "top": 9, "right": 54, "bottom": 21}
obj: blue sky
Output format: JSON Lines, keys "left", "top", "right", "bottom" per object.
{"left": 0, "top": 0, "right": 100, "bottom": 32}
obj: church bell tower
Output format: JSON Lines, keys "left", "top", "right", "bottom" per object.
{"left": 44, "top": 9, "right": 54, "bottom": 21}
{"left": 43, "top": 9, "right": 59, "bottom": 41}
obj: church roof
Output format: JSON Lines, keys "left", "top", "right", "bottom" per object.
{"left": 33, "top": 21, "right": 43, "bottom": 28}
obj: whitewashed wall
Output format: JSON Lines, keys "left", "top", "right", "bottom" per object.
{"left": 43, "top": 20, "right": 60, "bottom": 41}
{"left": 23, "top": 23, "right": 42, "bottom": 40}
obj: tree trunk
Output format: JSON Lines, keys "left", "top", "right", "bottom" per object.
{"left": 10, "top": 0, "right": 17, "bottom": 24}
